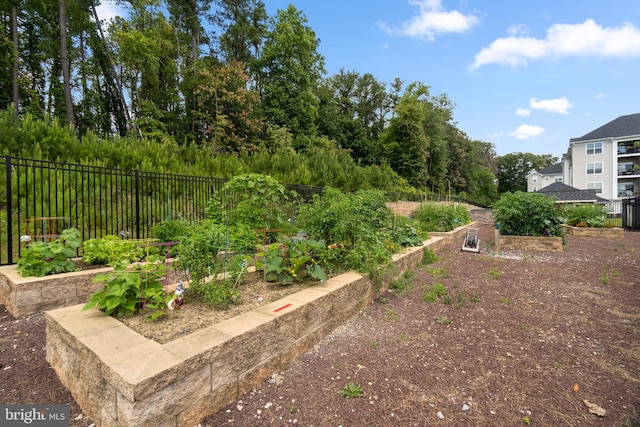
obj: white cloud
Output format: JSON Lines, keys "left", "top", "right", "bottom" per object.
{"left": 382, "top": 0, "right": 479, "bottom": 41}
{"left": 516, "top": 108, "right": 531, "bottom": 117}
{"left": 595, "top": 92, "right": 607, "bottom": 99}
{"left": 488, "top": 132, "right": 504, "bottom": 138}
{"left": 509, "top": 124, "right": 545, "bottom": 139}
{"left": 471, "top": 19, "right": 640, "bottom": 69}
{"left": 507, "top": 24, "right": 529, "bottom": 37}
{"left": 529, "top": 97, "right": 573, "bottom": 114}
{"left": 95, "top": 0, "right": 125, "bottom": 22}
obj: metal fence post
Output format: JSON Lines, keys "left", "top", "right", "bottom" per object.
{"left": 5, "top": 155, "right": 12, "bottom": 264}
{"left": 135, "top": 169, "right": 140, "bottom": 239}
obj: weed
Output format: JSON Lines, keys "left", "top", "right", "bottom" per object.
{"left": 379, "top": 297, "right": 389, "bottom": 304}
{"left": 499, "top": 297, "right": 512, "bottom": 305}
{"left": 368, "top": 341, "right": 379, "bottom": 349}
{"left": 488, "top": 267, "right": 500, "bottom": 279}
{"left": 522, "top": 416, "right": 531, "bottom": 425}
{"left": 470, "top": 292, "right": 481, "bottom": 302}
{"left": 435, "top": 316, "right": 451, "bottom": 325}
{"left": 455, "top": 290, "right": 467, "bottom": 308}
{"left": 385, "top": 307, "right": 399, "bottom": 320}
{"left": 422, "top": 283, "right": 449, "bottom": 302}
{"left": 428, "top": 267, "right": 449, "bottom": 279}
{"left": 421, "top": 248, "right": 440, "bottom": 265}
{"left": 390, "top": 271, "right": 414, "bottom": 296}
{"left": 339, "top": 382, "right": 363, "bottom": 398}
{"left": 289, "top": 406, "right": 297, "bottom": 413}
{"left": 601, "top": 265, "right": 610, "bottom": 284}
{"left": 443, "top": 294, "right": 452, "bottom": 305}
{"left": 399, "top": 333, "right": 411, "bottom": 341}
{"left": 517, "top": 324, "right": 528, "bottom": 330}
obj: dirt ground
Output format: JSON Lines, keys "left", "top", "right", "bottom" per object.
{"left": 1, "top": 219, "right": 639, "bottom": 427}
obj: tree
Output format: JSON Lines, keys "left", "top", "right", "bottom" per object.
{"left": 58, "top": 0, "right": 75, "bottom": 126}
{"left": 379, "top": 92, "right": 429, "bottom": 188}
{"left": 496, "top": 152, "right": 558, "bottom": 194}
{"left": 211, "top": 0, "right": 266, "bottom": 67}
{"left": 253, "top": 5, "right": 325, "bottom": 144}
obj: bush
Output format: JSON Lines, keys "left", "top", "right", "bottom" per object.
{"left": 82, "top": 235, "right": 145, "bottom": 266}
{"left": 563, "top": 204, "right": 610, "bottom": 228}
{"left": 411, "top": 202, "right": 471, "bottom": 232}
{"left": 17, "top": 228, "right": 82, "bottom": 277}
{"left": 492, "top": 192, "right": 564, "bottom": 237}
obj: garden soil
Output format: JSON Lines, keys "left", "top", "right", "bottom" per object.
{"left": 1, "top": 219, "right": 639, "bottom": 426}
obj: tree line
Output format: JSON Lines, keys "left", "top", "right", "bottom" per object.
{"left": 0, "top": 0, "right": 557, "bottom": 203}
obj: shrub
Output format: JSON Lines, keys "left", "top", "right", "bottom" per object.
{"left": 492, "top": 191, "right": 564, "bottom": 237}
{"left": 563, "top": 204, "right": 609, "bottom": 228}
{"left": 411, "top": 202, "right": 471, "bottom": 232}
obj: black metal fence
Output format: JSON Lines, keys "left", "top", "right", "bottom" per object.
{"left": 622, "top": 197, "right": 640, "bottom": 230}
{"left": 0, "top": 156, "right": 322, "bottom": 265}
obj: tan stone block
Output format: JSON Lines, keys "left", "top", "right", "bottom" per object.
{"left": 42, "top": 282, "right": 77, "bottom": 303}
{"left": 179, "top": 381, "right": 237, "bottom": 427}
{"left": 116, "top": 365, "right": 211, "bottom": 426}
{"left": 16, "top": 288, "right": 41, "bottom": 307}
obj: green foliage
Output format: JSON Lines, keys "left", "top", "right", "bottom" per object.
{"left": 496, "top": 152, "right": 558, "bottom": 194}
{"left": 255, "top": 234, "right": 327, "bottom": 284}
{"left": 83, "top": 263, "right": 167, "bottom": 318}
{"left": 152, "top": 219, "right": 192, "bottom": 244}
{"left": 389, "top": 215, "right": 425, "bottom": 248}
{"left": 17, "top": 228, "right": 82, "bottom": 277}
{"left": 194, "top": 255, "right": 247, "bottom": 309}
{"left": 338, "top": 382, "right": 363, "bottom": 398}
{"left": 421, "top": 248, "right": 440, "bottom": 265}
{"left": 389, "top": 270, "right": 414, "bottom": 296}
{"left": 422, "top": 283, "right": 449, "bottom": 302}
{"left": 82, "top": 235, "right": 144, "bottom": 266}
{"left": 411, "top": 202, "right": 471, "bottom": 232}
{"left": 492, "top": 191, "right": 564, "bottom": 237}
{"left": 175, "top": 221, "right": 227, "bottom": 289}
{"left": 563, "top": 204, "right": 609, "bottom": 228}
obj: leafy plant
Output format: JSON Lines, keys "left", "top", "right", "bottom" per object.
{"left": 492, "top": 191, "right": 565, "bottom": 237}
{"left": 499, "top": 297, "right": 512, "bottom": 305}
{"left": 339, "top": 382, "right": 363, "bottom": 398}
{"left": 435, "top": 316, "right": 451, "bottom": 325}
{"left": 421, "top": 248, "right": 440, "bottom": 265}
{"left": 82, "top": 235, "right": 144, "bottom": 266}
{"left": 422, "top": 283, "right": 449, "bottom": 302}
{"left": 17, "top": 228, "right": 82, "bottom": 277}
{"left": 255, "top": 234, "right": 327, "bottom": 284}
{"left": 389, "top": 270, "right": 414, "bottom": 296}
{"left": 411, "top": 202, "right": 471, "bottom": 232}
{"left": 488, "top": 267, "right": 500, "bottom": 279}
{"left": 563, "top": 204, "right": 610, "bottom": 228}
{"left": 83, "top": 262, "right": 167, "bottom": 319}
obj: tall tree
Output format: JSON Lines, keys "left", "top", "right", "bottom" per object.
{"left": 211, "top": 0, "right": 266, "bottom": 67}
{"left": 253, "top": 5, "right": 325, "bottom": 144}
{"left": 497, "top": 152, "right": 558, "bottom": 194}
{"left": 58, "top": 0, "right": 75, "bottom": 126}
{"left": 379, "top": 91, "right": 429, "bottom": 188}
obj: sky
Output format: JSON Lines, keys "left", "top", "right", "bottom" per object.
{"left": 96, "top": 0, "right": 640, "bottom": 161}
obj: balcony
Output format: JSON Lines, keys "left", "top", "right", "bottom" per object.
{"left": 617, "top": 142, "right": 640, "bottom": 155}
{"left": 618, "top": 162, "right": 640, "bottom": 176}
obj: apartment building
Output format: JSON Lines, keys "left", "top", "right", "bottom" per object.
{"left": 526, "top": 163, "right": 563, "bottom": 192}
{"left": 563, "top": 113, "right": 640, "bottom": 200}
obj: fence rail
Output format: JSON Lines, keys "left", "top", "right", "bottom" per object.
{"left": 1, "top": 156, "right": 322, "bottom": 265}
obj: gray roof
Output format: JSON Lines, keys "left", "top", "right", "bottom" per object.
{"left": 537, "top": 163, "right": 563, "bottom": 175}
{"left": 570, "top": 113, "right": 640, "bottom": 142}
{"left": 538, "top": 182, "right": 608, "bottom": 202}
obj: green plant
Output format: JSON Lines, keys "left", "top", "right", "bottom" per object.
{"left": 411, "top": 202, "right": 471, "bottom": 232}
{"left": 499, "top": 297, "right": 512, "bottom": 305}
{"left": 492, "top": 191, "right": 565, "bottom": 237}
{"left": 435, "top": 316, "right": 451, "bottom": 325}
{"left": 563, "top": 204, "right": 610, "bottom": 228}
{"left": 422, "top": 283, "right": 449, "bottom": 302}
{"left": 82, "top": 235, "right": 145, "bottom": 266}
{"left": 389, "top": 271, "right": 414, "bottom": 296}
{"left": 421, "top": 247, "right": 440, "bottom": 265}
{"left": 601, "top": 265, "right": 611, "bottom": 284}
{"left": 17, "top": 228, "right": 82, "bottom": 277}
{"left": 255, "top": 234, "right": 327, "bottom": 284}
{"left": 470, "top": 292, "right": 481, "bottom": 302}
{"left": 339, "top": 382, "right": 363, "bottom": 398}
{"left": 455, "top": 290, "right": 467, "bottom": 308}
{"left": 428, "top": 267, "right": 449, "bottom": 279}
{"left": 522, "top": 416, "right": 531, "bottom": 425}
{"left": 83, "top": 262, "right": 167, "bottom": 319}
{"left": 384, "top": 307, "right": 399, "bottom": 320}
{"left": 488, "top": 267, "right": 500, "bottom": 279}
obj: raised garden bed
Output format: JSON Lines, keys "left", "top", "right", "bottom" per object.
{"left": 0, "top": 261, "right": 182, "bottom": 318}
{"left": 429, "top": 221, "right": 478, "bottom": 244}
{"left": 45, "top": 236, "right": 447, "bottom": 427}
{"left": 561, "top": 225, "right": 624, "bottom": 238}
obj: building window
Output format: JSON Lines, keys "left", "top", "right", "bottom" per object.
{"left": 587, "top": 182, "right": 603, "bottom": 194}
{"left": 533, "top": 186, "right": 537, "bottom": 191}
{"left": 554, "top": 176, "right": 563, "bottom": 182}
{"left": 587, "top": 142, "right": 603, "bottom": 155}
{"left": 532, "top": 177, "right": 537, "bottom": 183}
{"left": 586, "top": 162, "right": 602, "bottom": 174}
{"left": 618, "top": 182, "right": 635, "bottom": 197}
{"left": 544, "top": 177, "right": 549, "bottom": 181}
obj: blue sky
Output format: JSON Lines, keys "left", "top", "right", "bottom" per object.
{"left": 97, "top": 0, "right": 640, "bottom": 160}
